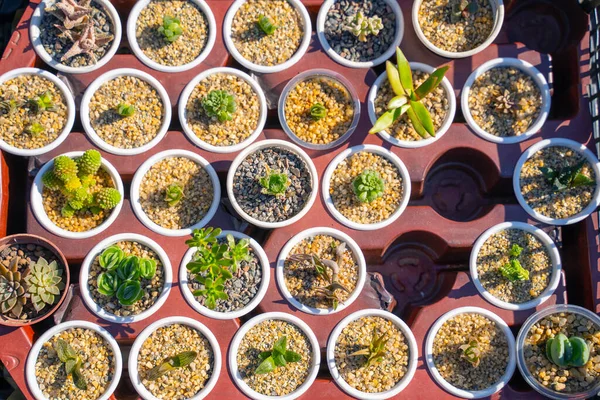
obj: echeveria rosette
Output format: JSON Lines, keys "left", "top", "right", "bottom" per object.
{"left": 352, "top": 170, "right": 385, "bottom": 203}
{"left": 259, "top": 170, "right": 289, "bottom": 197}
{"left": 369, "top": 48, "right": 449, "bottom": 138}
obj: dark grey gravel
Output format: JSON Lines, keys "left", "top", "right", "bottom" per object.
{"left": 233, "top": 147, "right": 313, "bottom": 223}
{"left": 324, "top": 0, "right": 396, "bottom": 63}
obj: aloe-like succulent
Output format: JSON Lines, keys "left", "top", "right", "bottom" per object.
{"left": 349, "top": 329, "right": 389, "bottom": 367}
{"left": 352, "top": 170, "right": 385, "bottom": 203}
{"left": 0, "top": 259, "right": 29, "bottom": 318}
{"left": 54, "top": 338, "right": 87, "bottom": 390}
{"left": 58, "top": 19, "right": 113, "bottom": 63}
{"left": 24, "top": 257, "right": 65, "bottom": 312}
{"left": 147, "top": 351, "right": 197, "bottom": 380}
{"left": 259, "top": 168, "right": 289, "bottom": 197}
{"left": 459, "top": 339, "right": 481, "bottom": 367}
{"left": 256, "top": 15, "right": 277, "bottom": 35}
{"left": 450, "top": 0, "right": 479, "bottom": 23}
{"left": 546, "top": 333, "right": 590, "bottom": 368}
{"left": 369, "top": 48, "right": 449, "bottom": 138}
{"left": 255, "top": 336, "right": 301, "bottom": 375}
{"left": 343, "top": 11, "right": 384, "bottom": 42}
{"left": 164, "top": 183, "right": 184, "bottom": 207}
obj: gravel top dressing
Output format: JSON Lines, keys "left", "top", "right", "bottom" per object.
{"left": 432, "top": 313, "right": 509, "bottom": 391}
{"left": 468, "top": 67, "right": 543, "bottom": 137}
{"left": 43, "top": 167, "right": 115, "bottom": 232}
{"left": 476, "top": 228, "right": 552, "bottom": 304}
{"left": 418, "top": 0, "right": 494, "bottom": 53}
{"left": 139, "top": 156, "right": 214, "bottom": 230}
{"left": 0, "top": 74, "right": 68, "bottom": 149}
{"left": 188, "top": 239, "right": 262, "bottom": 313}
{"left": 89, "top": 76, "right": 164, "bottom": 149}
{"left": 334, "top": 316, "right": 409, "bottom": 393}
{"left": 324, "top": 0, "right": 396, "bottom": 63}
{"left": 330, "top": 151, "right": 403, "bottom": 224}
{"left": 138, "top": 324, "right": 214, "bottom": 400}
{"left": 42, "top": 0, "right": 115, "bottom": 68}
{"left": 284, "top": 76, "right": 355, "bottom": 145}
{"left": 524, "top": 312, "right": 600, "bottom": 393}
{"left": 185, "top": 73, "right": 260, "bottom": 147}
{"left": 375, "top": 70, "right": 449, "bottom": 141}
{"left": 35, "top": 327, "right": 116, "bottom": 400}
{"left": 136, "top": 0, "right": 209, "bottom": 66}
{"left": 520, "top": 146, "right": 596, "bottom": 220}
{"left": 87, "top": 241, "right": 164, "bottom": 317}
{"left": 236, "top": 319, "right": 312, "bottom": 396}
{"left": 231, "top": 0, "right": 304, "bottom": 67}
{"left": 284, "top": 234, "right": 358, "bottom": 309}
{"left": 232, "top": 147, "right": 313, "bottom": 223}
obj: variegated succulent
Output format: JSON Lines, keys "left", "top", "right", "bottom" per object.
{"left": 0, "top": 258, "right": 29, "bottom": 318}
{"left": 24, "top": 257, "right": 65, "bottom": 312}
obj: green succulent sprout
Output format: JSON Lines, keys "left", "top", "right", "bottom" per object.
{"left": 165, "top": 183, "right": 184, "bottom": 207}
{"left": 116, "top": 280, "right": 143, "bottom": 306}
{"left": 99, "top": 246, "right": 124, "bottom": 271}
{"left": 27, "top": 91, "right": 55, "bottom": 114}
{"left": 158, "top": 15, "right": 183, "bottom": 42}
{"left": 344, "top": 11, "right": 384, "bottom": 42}
{"left": 256, "top": 15, "right": 277, "bottom": 35}
{"left": 147, "top": 351, "right": 197, "bottom": 381}
{"left": 0, "top": 258, "right": 29, "bottom": 318}
{"left": 450, "top": 0, "right": 479, "bottom": 23}
{"left": 53, "top": 155, "right": 78, "bottom": 182}
{"left": 192, "top": 275, "right": 228, "bottom": 310}
{"left": 0, "top": 99, "right": 19, "bottom": 116}
{"left": 77, "top": 149, "right": 102, "bottom": 177}
{"left": 546, "top": 334, "right": 590, "bottom": 368}
{"left": 54, "top": 339, "right": 87, "bottom": 390}
{"left": 25, "top": 122, "right": 44, "bottom": 137}
{"left": 185, "top": 227, "right": 221, "bottom": 249}
{"left": 202, "top": 90, "right": 236, "bottom": 122}
{"left": 540, "top": 160, "right": 596, "bottom": 192}
{"left": 369, "top": 48, "right": 449, "bottom": 138}
{"left": 352, "top": 170, "right": 385, "bottom": 203}
{"left": 116, "top": 103, "right": 135, "bottom": 118}
{"left": 116, "top": 256, "right": 141, "bottom": 282}
{"left": 139, "top": 258, "right": 157, "bottom": 280}
{"left": 459, "top": 339, "right": 481, "bottom": 367}
{"left": 259, "top": 169, "right": 289, "bottom": 197}
{"left": 95, "top": 188, "right": 122, "bottom": 210}
{"left": 186, "top": 244, "right": 231, "bottom": 276}
{"left": 498, "top": 244, "right": 529, "bottom": 282}
{"left": 224, "top": 234, "right": 252, "bottom": 273}
{"left": 255, "top": 336, "right": 301, "bottom": 375}
{"left": 25, "top": 258, "right": 65, "bottom": 312}
{"left": 309, "top": 103, "right": 327, "bottom": 121}
{"left": 349, "top": 329, "right": 389, "bottom": 367}
{"left": 97, "top": 271, "right": 120, "bottom": 297}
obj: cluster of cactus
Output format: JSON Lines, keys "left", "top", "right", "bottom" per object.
{"left": 47, "top": 0, "right": 114, "bottom": 63}
{"left": 96, "top": 245, "right": 157, "bottom": 306}
{"left": 0, "top": 256, "right": 65, "bottom": 319}
{"left": 348, "top": 329, "right": 389, "bottom": 367}
{"left": 42, "top": 149, "right": 121, "bottom": 218}
{"left": 546, "top": 333, "right": 590, "bottom": 368}
{"left": 343, "top": 11, "right": 384, "bottom": 42}
{"left": 459, "top": 339, "right": 481, "bottom": 367}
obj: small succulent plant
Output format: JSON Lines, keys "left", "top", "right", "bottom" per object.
{"left": 99, "top": 245, "right": 124, "bottom": 271}
{"left": 255, "top": 336, "right": 301, "bottom": 375}
{"left": 493, "top": 89, "right": 515, "bottom": 115}
{"left": 459, "top": 339, "right": 481, "bottom": 367}
{"left": 202, "top": 90, "right": 236, "bottom": 122}
{"left": 24, "top": 257, "right": 65, "bottom": 312}
{"left": 27, "top": 92, "right": 55, "bottom": 114}
{"left": 349, "top": 329, "right": 389, "bottom": 367}
{"left": 343, "top": 11, "right": 384, "bottom": 42}
{"left": 158, "top": 15, "right": 183, "bottom": 42}
{"left": 498, "top": 243, "right": 529, "bottom": 282}
{"left": 25, "top": 122, "right": 45, "bottom": 137}
{"left": 116, "top": 103, "right": 135, "bottom": 118}
{"left": 116, "top": 280, "right": 143, "bottom": 306}
{"left": 164, "top": 183, "right": 184, "bottom": 207}
{"left": 370, "top": 48, "right": 449, "bottom": 138}
{"left": 259, "top": 168, "right": 289, "bottom": 197}
{"left": 97, "top": 271, "right": 120, "bottom": 297}
{"left": 0, "top": 99, "right": 19, "bottom": 116}
{"left": 540, "top": 161, "right": 596, "bottom": 192}
{"left": 309, "top": 103, "right": 327, "bottom": 121}
{"left": 546, "top": 333, "right": 590, "bottom": 368}
{"left": 0, "top": 259, "right": 29, "bottom": 318}
{"left": 54, "top": 339, "right": 87, "bottom": 390}
{"left": 147, "top": 351, "right": 197, "bottom": 380}
{"left": 139, "top": 258, "right": 157, "bottom": 280}
{"left": 256, "top": 15, "right": 277, "bottom": 35}
{"left": 450, "top": 0, "right": 479, "bottom": 23}
{"left": 185, "top": 227, "right": 221, "bottom": 249}
{"left": 352, "top": 170, "right": 385, "bottom": 203}
{"left": 224, "top": 234, "right": 252, "bottom": 273}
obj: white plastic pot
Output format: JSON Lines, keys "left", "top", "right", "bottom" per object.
{"left": 227, "top": 139, "right": 319, "bottom": 229}
{"left": 128, "top": 316, "right": 221, "bottom": 400}
{"left": 469, "top": 221, "right": 561, "bottom": 311}
{"left": 461, "top": 58, "right": 551, "bottom": 144}
{"left": 275, "top": 227, "right": 366, "bottom": 315}
{"left": 513, "top": 138, "right": 600, "bottom": 225}
{"left": 80, "top": 68, "right": 172, "bottom": 156}
{"left": 30, "top": 0, "right": 122, "bottom": 74}
{"left": 127, "top": 0, "right": 216, "bottom": 73}
{"left": 0, "top": 68, "right": 75, "bottom": 157}
{"left": 79, "top": 233, "right": 172, "bottom": 324}
{"left": 412, "top": 0, "right": 504, "bottom": 59}
{"left": 322, "top": 144, "right": 411, "bottom": 231}
{"left": 31, "top": 151, "right": 124, "bottom": 239}
{"left": 179, "top": 67, "right": 267, "bottom": 153}
{"left": 425, "top": 307, "right": 516, "bottom": 399}
{"left": 228, "top": 312, "right": 320, "bottom": 400}
{"left": 367, "top": 62, "right": 456, "bottom": 148}
{"left": 326, "top": 309, "right": 418, "bottom": 399}
{"left": 130, "top": 149, "right": 221, "bottom": 237}
{"left": 223, "top": 0, "right": 312, "bottom": 74}
{"left": 180, "top": 230, "right": 270, "bottom": 320}
{"left": 278, "top": 69, "right": 361, "bottom": 151}
{"left": 316, "top": 0, "right": 404, "bottom": 68}
{"left": 26, "top": 320, "right": 122, "bottom": 400}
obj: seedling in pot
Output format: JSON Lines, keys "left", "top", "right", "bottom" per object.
{"left": 224, "top": 234, "right": 252, "bottom": 274}
{"left": 310, "top": 103, "right": 327, "bottom": 121}
{"left": 256, "top": 15, "right": 277, "bottom": 35}
{"left": 164, "top": 183, "right": 184, "bottom": 207}
{"left": 147, "top": 351, "right": 197, "bottom": 380}
{"left": 493, "top": 90, "right": 516, "bottom": 115}
{"left": 54, "top": 339, "right": 87, "bottom": 390}
{"left": 343, "top": 11, "right": 383, "bottom": 42}
{"left": 158, "top": 15, "right": 183, "bottom": 42}
{"left": 27, "top": 92, "right": 55, "bottom": 114}
{"left": 259, "top": 167, "right": 290, "bottom": 198}
{"left": 255, "top": 335, "right": 301, "bottom": 375}
{"left": 369, "top": 48, "right": 449, "bottom": 138}
{"left": 540, "top": 161, "right": 595, "bottom": 192}
{"left": 352, "top": 170, "right": 385, "bottom": 203}
{"left": 498, "top": 243, "right": 529, "bottom": 282}
{"left": 546, "top": 333, "right": 590, "bottom": 368}
{"left": 99, "top": 245, "right": 124, "bottom": 271}
{"left": 185, "top": 227, "right": 221, "bottom": 249}
{"left": 116, "top": 103, "right": 135, "bottom": 118}
{"left": 25, "top": 122, "right": 45, "bottom": 137}
{"left": 348, "top": 329, "right": 389, "bottom": 367}
{"left": 450, "top": 0, "right": 479, "bottom": 23}
{"left": 459, "top": 339, "right": 481, "bottom": 367}
{"left": 0, "top": 99, "right": 19, "bottom": 116}
{"left": 202, "top": 90, "right": 236, "bottom": 122}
